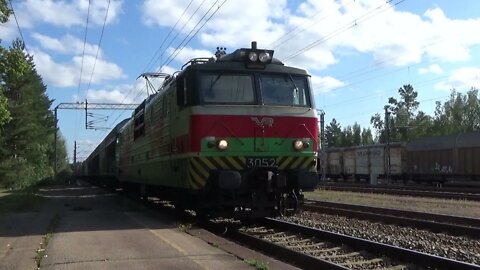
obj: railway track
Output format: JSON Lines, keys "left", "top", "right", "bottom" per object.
{"left": 204, "top": 217, "right": 480, "bottom": 270}
{"left": 303, "top": 200, "right": 480, "bottom": 238}
{"left": 114, "top": 187, "right": 480, "bottom": 269}
{"left": 319, "top": 182, "right": 480, "bottom": 201}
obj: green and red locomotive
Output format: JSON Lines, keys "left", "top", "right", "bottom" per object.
{"left": 82, "top": 42, "right": 319, "bottom": 217}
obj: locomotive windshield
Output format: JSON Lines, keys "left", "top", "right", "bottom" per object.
{"left": 200, "top": 73, "right": 255, "bottom": 104}
{"left": 197, "top": 72, "right": 311, "bottom": 106}
{"left": 259, "top": 74, "right": 310, "bottom": 106}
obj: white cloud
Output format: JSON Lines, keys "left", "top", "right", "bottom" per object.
{"left": 142, "top": 0, "right": 288, "bottom": 48}
{"left": 422, "top": 8, "right": 480, "bottom": 62}
{"left": 0, "top": 17, "right": 18, "bottom": 40}
{"left": 434, "top": 67, "right": 480, "bottom": 91}
{"left": 15, "top": 0, "right": 123, "bottom": 28}
{"left": 31, "top": 48, "right": 126, "bottom": 88}
{"left": 159, "top": 65, "right": 177, "bottom": 75}
{"left": 32, "top": 33, "right": 100, "bottom": 55}
{"left": 83, "top": 68, "right": 177, "bottom": 103}
{"left": 141, "top": 0, "right": 480, "bottom": 72}
{"left": 75, "top": 54, "right": 126, "bottom": 84}
{"left": 310, "top": 75, "right": 345, "bottom": 94}
{"left": 162, "top": 46, "right": 213, "bottom": 66}
{"left": 418, "top": 64, "right": 443, "bottom": 75}
{"left": 86, "top": 88, "right": 141, "bottom": 104}
{"left": 32, "top": 49, "right": 77, "bottom": 87}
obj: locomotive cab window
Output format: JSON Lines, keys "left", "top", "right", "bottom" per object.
{"left": 259, "top": 74, "right": 310, "bottom": 107}
{"left": 133, "top": 101, "right": 145, "bottom": 140}
{"left": 176, "top": 75, "right": 188, "bottom": 107}
{"left": 199, "top": 73, "right": 255, "bottom": 104}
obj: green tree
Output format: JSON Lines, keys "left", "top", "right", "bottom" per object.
{"left": 361, "top": 128, "right": 374, "bottom": 145}
{"left": 387, "top": 84, "right": 420, "bottom": 141}
{"left": 372, "top": 84, "right": 425, "bottom": 142}
{"left": 0, "top": 39, "right": 63, "bottom": 188}
{"left": 326, "top": 119, "right": 373, "bottom": 147}
{"left": 0, "top": 90, "right": 10, "bottom": 128}
{"left": 432, "top": 89, "right": 480, "bottom": 135}
{"left": 0, "top": 0, "right": 11, "bottom": 23}
{"left": 410, "top": 111, "right": 433, "bottom": 138}
{"left": 352, "top": 123, "right": 361, "bottom": 146}
{"left": 341, "top": 125, "right": 354, "bottom": 147}
{"left": 464, "top": 89, "right": 480, "bottom": 130}
{"left": 325, "top": 118, "right": 342, "bottom": 147}
{"left": 370, "top": 112, "right": 384, "bottom": 142}
{"left": 0, "top": 1, "right": 12, "bottom": 130}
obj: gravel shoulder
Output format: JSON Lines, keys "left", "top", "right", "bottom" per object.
{"left": 305, "top": 189, "right": 480, "bottom": 218}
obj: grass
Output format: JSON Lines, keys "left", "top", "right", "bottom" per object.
{"left": 0, "top": 188, "right": 47, "bottom": 215}
{"left": 176, "top": 222, "right": 192, "bottom": 232}
{"left": 244, "top": 258, "right": 269, "bottom": 270}
{"left": 305, "top": 189, "right": 480, "bottom": 218}
{"left": 35, "top": 213, "right": 61, "bottom": 268}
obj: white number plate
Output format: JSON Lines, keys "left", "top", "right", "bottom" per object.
{"left": 246, "top": 157, "right": 277, "bottom": 168}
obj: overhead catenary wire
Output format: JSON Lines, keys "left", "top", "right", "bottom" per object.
{"left": 110, "top": 0, "right": 212, "bottom": 127}
{"left": 77, "top": 0, "right": 92, "bottom": 98}
{"left": 282, "top": 0, "right": 406, "bottom": 62}
{"left": 268, "top": 0, "right": 356, "bottom": 50}
{"left": 7, "top": 0, "right": 29, "bottom": 54}
{"left": 321, "top": 74, "right": 451, "bottom": 112}
{"left": 316, "top": 38, "right": 447, "bottom": 90}
{"left": 159, "top": 0, "right": 227, "bottom": 71}
{"left": 106, "top": 0, "right": 227, "bottom": 127}
{"left": 94, "top": 0, "right": 228, "bottom": 152}
{"left": 74, "top": 0, "right": 92, "bottom": 143}
{"left": 331, "top": 75, "right": 468, "bottom": 124}
{"left": 154, "top": 0, "right": 210, "bottom": 71}
{"left": 142, "top": 0, "right": 196, "bottom": 73}
{"left": 85, "top": 0, "right": 111, "bottom": 94}
{"left": 314, "top": 38, "right": 450, "bottom": 110}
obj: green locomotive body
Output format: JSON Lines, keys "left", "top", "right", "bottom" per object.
{"left": 83, "top": 42, "right": 319, "bottom": 217}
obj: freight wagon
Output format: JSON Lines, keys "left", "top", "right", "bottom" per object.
{"left": 406, "top": 132, "right": 480, "bottom": 183}
{"left": 322, "top": 132, "right": 480, "bottom": 184}
{"left": 323, "top": 143, "right": 405, "bottom": 181}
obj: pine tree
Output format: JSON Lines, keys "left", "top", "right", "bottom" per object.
{"left": 325, "top": 118, "right": 342, "bottom": 147}
{"left": 0, "top": 39, "right": 61, "bottom": 188}
{"left": 0, "top": 0, "right": 11, "bottom": 24}
{"left": 0, "top": 1, "right": 12, "bottom": 130}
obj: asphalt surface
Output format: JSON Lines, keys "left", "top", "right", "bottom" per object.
{"left": 0, "top": 181, "right": 254, "bottom": 270}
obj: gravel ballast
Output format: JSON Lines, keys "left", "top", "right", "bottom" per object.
{"left": 280, "top": 211, "right": 480, "bottom": 265}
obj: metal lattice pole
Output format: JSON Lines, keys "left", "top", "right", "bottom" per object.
{"left": 53, "top": 101, "right": 138, "bottom": 180}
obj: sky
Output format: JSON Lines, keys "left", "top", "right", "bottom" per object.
{"left": 2, "top": 0, "right": 480, "bottom": 161}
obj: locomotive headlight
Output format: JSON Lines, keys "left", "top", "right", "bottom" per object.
{"left": 293, "top": 139, "right": 304, "bottom": 151}
{"left": 248, "top": 51, "right": 258, "bottom": 62}
{"left": 217, "top": 139, "right": 228, "bottom": 151}
{"left": 259, "top": 52, "right": 271, "bottom": 63}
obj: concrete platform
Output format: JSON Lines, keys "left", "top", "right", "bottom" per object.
{"left": 1, "top": 182, "right": 253, "bottom": 270}
{"left": 0, "top": 212, "right": 52, "bottom": 270}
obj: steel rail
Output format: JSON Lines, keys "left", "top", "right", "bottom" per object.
{"left": 261, "top": 218, "right": 480, "bottom": 270}
{"left": 303, "top": 200, "right": 480, "bottom": 238}
{"left": 320, "top": 185, "right": 480, "bottom": 201}
{"left": 305, "top": 200, "right": 480, "bottom": 227}
{"left": 202, "top": 219, "right": 351, "bottom": 270}
{"left": 321, "top": 182, "right": 480, "bottom": 194}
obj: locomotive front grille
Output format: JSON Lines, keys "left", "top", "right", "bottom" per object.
{"left": 187, "top": 156, "right": 316, "bottom": 190}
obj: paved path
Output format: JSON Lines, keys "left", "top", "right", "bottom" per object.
{"left": 1, "top": 182, "right": 253, "bottom": 270}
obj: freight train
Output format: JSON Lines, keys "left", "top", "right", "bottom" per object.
{"left": 80, "top": 42, "right": 319, "bottom": 218}
{"left": 320, "top": 132, "right": 480, "bottom": 183}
